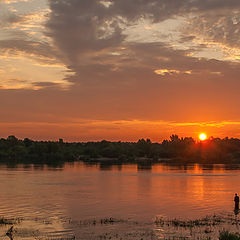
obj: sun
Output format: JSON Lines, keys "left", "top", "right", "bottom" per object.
{"left": 199, "top": 133, "right": 207, "bottom": 141}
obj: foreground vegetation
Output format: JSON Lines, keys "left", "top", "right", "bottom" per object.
{"left": 2, "top": 214, "right": 240, "bottom": 239}
{"left": 219, "top": 231, "right": 240, "bottom": 240}
{"left": 0, "top": 135, "right": 240, "bottom": 164}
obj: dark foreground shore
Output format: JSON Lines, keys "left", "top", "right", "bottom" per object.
{"left": 1, "top": 212, "right": 240, "bottom": 239}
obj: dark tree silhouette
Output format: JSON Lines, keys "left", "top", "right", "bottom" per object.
{"left": 0, "top": 135, "right": 239, "bottom": 164}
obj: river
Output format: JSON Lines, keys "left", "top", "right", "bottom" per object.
{"left": 0, "top": 162, "right": 240, "bottom": 239}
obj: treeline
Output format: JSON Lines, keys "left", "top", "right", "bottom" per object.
{"left": 0, "top": 135, "right": 240, "bottom": 164}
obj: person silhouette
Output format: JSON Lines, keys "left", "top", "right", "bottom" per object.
{"left": 234, "top": 193, "right": 239, "bottom": 210}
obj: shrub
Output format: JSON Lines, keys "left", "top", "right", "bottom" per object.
{"left": 219, "top": 231, "right": 240, "bottom": 240}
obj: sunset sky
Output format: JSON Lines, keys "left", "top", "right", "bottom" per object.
{"left": 0, "top": 0, "right": 240, "bottom": 141}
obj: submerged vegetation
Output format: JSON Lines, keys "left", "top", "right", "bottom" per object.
{"left": 153, "top": 214, "right": 240, "bottom": 240}
{"left": 1, "top": 214, "right": 240, "bottom": 239}
{"left": 0, "top": 135, "right": 240, "bottom": 164}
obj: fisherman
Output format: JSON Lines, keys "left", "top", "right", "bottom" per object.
{"left": 234, "top": 193, "right": 239, "bottom": 210}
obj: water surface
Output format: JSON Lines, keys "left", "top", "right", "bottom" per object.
{"left": 0, "top": 163, "right": 240, "bottom": 239}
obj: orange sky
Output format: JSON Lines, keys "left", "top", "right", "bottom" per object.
{"left": 0, "top": 0, "right": 240, "bottom": 141}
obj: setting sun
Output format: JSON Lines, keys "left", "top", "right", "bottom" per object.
{"left": 199, "top": 133, "right": 207, "bottom": 141}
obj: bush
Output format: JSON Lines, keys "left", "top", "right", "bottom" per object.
{"left": 219, "top": 231, "right": 240, "bottom": 240}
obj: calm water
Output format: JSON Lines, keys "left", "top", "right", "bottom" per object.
{"left": 0, "top": 162, "right": 240, "bottom": 239}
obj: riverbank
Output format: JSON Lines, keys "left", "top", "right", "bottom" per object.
{"left": 1, "top": 213, "right": 240, "bottom": 239}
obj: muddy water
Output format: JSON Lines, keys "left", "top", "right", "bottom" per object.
{"left": 0, "top": 163, "right": 240, "bottom": 239}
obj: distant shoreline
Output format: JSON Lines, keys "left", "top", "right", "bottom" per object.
{"left": 0, "top": 135, "right": 240, "bottom": 165}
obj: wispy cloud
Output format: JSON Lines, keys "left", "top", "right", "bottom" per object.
{"left": 0, "top": 119, "right": 239, "bottom": 141}
{"left": 154, "top": 69, "right": 192, "bottom": 76}
{"left": 170, "top": 121, "right": 240, "bottom": 128}
{"left": 0, "top": 0, "right": 31, "bottom": 3}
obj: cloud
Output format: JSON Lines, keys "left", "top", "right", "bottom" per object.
{"left": 43, "top": 0, "right": 240, "bottom": 127}
{"left": 0, "top": 0, "right": 240, "bottom": 140}
{"left": 0, "top": 78, "right": 34, "bottom": 89}
{"left": 0, "top": 12, "right": 24, "bottom": 27}
{"left": 183, "top": 10, "right": 240, "bottom": 48}
{"left": 0, "top": 2, "right": 58, "bottom": 65}
{"left": 0, "top": 0, "right": 32, "bottom": 3}
{"left": 0, "top": 119, "right": 239, "bottom": 141}
{"left": 154, "top": 69, "right": 192, "bottom": 76}
{"left": 45, "top": 0, "right": 240, "bottom": 86}
{"left": 170, "top": 121, "right": 240, "bottom": 128}
{"left": 32, "top": 81, "right": 66, "bottom": 89}
{"left": 0, "top": 39, "right": 61, "bottom": 65}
